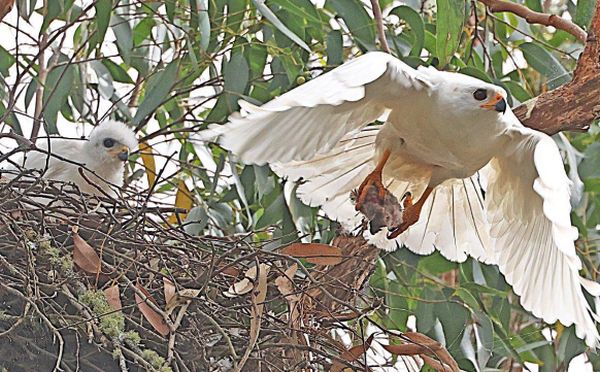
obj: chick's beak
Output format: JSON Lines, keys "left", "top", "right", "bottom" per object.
{"left": 117, "top": 146, "right": 130, "bottom": 161}
{"left": 480, "top": 92, "right": 507, "bottom": 113}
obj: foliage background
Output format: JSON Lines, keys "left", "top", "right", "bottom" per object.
{"left": 1, "top": 0, "right": 600, "bottom": 370}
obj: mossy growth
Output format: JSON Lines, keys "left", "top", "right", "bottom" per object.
{"left": 79, "top": 290, "right": 124, "bottom": 339}
{"left": 122, "top": 330, "right": 141, "bottom": 347}
{"left": 141, "top": 349, "right": 172, "bottom": 372}
{"left": 39, "top": 240, "right": 73, "bottom": 275}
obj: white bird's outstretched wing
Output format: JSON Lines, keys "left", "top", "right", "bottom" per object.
{"left": 486, "top": 125, "right": 600, "bottom": 347}
{"left": 202, "top": 52, "right": 432, "bottom": 165}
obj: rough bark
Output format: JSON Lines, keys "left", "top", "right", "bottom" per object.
{"left": 513, "top": 2, "right": 600, "bottom": 135}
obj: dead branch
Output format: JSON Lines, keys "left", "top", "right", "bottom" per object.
{"left": 478, "top": 0, "right": 587, "bottom": 42}
{"left": 514, "top": 1, "right": 600, "bottom": 135}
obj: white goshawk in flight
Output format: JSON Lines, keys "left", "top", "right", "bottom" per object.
{"left": 5, "top": 120, "right": 137, "bottom": 197}
{"left": 201, "top": 52, "right": 600, "bottom": 347}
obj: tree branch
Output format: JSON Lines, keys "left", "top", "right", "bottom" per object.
{"left": 370, "top": 0, "right": 391, "bottom": 53}
{"left": 513, "top": 1, "right": 600, "bottom": 134}
{"left": 478, "top": 0, "right": 587, "bottom": 42}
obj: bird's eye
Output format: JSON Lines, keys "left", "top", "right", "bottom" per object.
{"left": 473, "top": 89, "right": 488, "bottom": 101}
{"left": 103, "top": 138, "right": 115, "bottom": 148}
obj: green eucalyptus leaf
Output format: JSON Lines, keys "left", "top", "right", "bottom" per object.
{"left": 0, "top": 45, "right": 15, "bottom": 76}
{"left": 89, "top": 0, "right": 112, "bottom": 52}
{"left": 132, "top": 60, "right": 179, "bottom": 125}
{"left": 390, "top": 5, "right": 425, "bottom": 56}
{"left": 252, "top": 0, "right": 311, "bottom": 52}
{"left": 111, "top": 14, "right": 133, "bottom": 64}
{"left": 435, "top": 0, "right": 465, "bottom": 67}
{"left": 184, "top": 207, "right": 210, "bottom": 235}
{"left": 574, "top": 0, "right": 597, "bottom": 29}
{"left": 520, "top": 42, "right": 570, "bottom": 89}
{"left": 326, "top": 30, "right": 343, "bottom": 66}
{"left": 101, "top": 59, "right": 134, "bottom": 84}
{"left": 43, "top": 56, "right": 76, "bottom": 134}
{"left": 325, "top": 0, "right": 376, "bottom": 50}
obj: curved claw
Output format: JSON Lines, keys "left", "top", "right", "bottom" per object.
{"left": 386, "top": 187, "right": 434, "bottom": 240}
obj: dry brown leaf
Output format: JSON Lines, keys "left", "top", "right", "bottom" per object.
{"left": 235, "top": 263, "right": 270, "bottom": 372}
{"left": 382, "top": 343, "right": 428, "bottom": 355}
{"left": 218, "top": 264, "right": 240, "bottom": 278}
{"left": 165, "top": 288, "right": 201, "bottom": 315}
{"left": 163, "top": 277, "right": 176, "bottom": 304}
{"left": 134, "top": 283, "right": 170, "bottom": 337}
{"left": 275, "top": 263, "right": 298, "bottom": 298}
{"left": 281, "top": 243, "right": 343, "bottom": 266}
{"left": 330, "top": 334, "right": 375, "bottom": 372}
{"left": 421, "top": 354, "right": 455, "bottom": 372}
{"left": 71, "top": 228, "right": 102, "bottom": 274}
{"left": 428, "top": 348, "right": 459, "bottom": 372}
{"left": 224, "top": 263, "right": 270, "bottom": 298}
{"left": 104, "top": 284, "right": 122, "bottom": 311}
{"left": 403, "top": 332, "right": 443, "bottom": 348}
{"left": 389, "top": 332, "right": 459, "bottom": 372}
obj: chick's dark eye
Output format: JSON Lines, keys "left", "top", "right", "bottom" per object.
{"left": 103, "top": 138, "right": 115, "bottom": 148}
{"left": 473, "top": 89, "right": 488, "bottom": 101}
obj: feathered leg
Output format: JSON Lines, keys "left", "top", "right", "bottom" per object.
{"left": 354, "top": 149, "right": 391, "bottom": 211}
{"left": 387, "top": 187, "right": 434, "bottom": 239}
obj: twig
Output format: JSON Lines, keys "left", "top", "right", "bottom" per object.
{"left": 370, "top": 0, "right": 391, "bottom": 53}
{"left": 478, "top": 0, "right": 587, "bottom": 42}
{"left": 30, "top": 31, "right": 48, "bottom": 142}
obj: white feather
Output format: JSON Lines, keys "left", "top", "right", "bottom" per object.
{"left": 202, "top": 52, "right": 431, "bottom": 165}
{"left": 485, "top": 126, "right": 600, "bottom": 348}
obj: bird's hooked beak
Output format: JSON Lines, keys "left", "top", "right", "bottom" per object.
{"left": 480, "top": 92, "right": 507, "bottom": 113}
{"left": 116, "top": 146, "right": 130, "bottom": 161}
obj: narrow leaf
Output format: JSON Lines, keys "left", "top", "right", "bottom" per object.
{"left": 390, "top": 6, "right": 425, "bottom": 56}
{"left": 237, "top": 263, "right": 270, "bottom": 370}
{"left": 167, "top": 180, "right": 195, "bottom": 224}
{"left": 135, "top": 283, "right": 170, "bottom": 336}
{"left": 281, "top": 243, "right": 343, "bottom": 265}
{"left": 520, "top": 42, "right": 570, "bottom": 89}
{"left": 275, "top": 263, "right": 298, "bottom": 298}
{"left": 89, "top": 0, "right": 112, "bottom": 51}
{"left": 139, "top": 142, "right": 157, "bottom": 188}
{"left": 252, "top": 0, "right": 310, "bottom": 52}
{"left": 574, "top": 0, "right": 596, "bottom": 29}
{"left": 132, "top": 60, "right": 179, "bottom": 125}
{"left": 163, "top": 277, "right": 176, "bottom": 305}
{"left": 104, "top": 284, "right": 122, "bottom": 311}
{"left": 72, "top": 228, "right": 102, "bottom": 274}
{"left": 326, "top": 0, "right": 376, "bottom": 50}
{"left": 435, "top": 0, "right": 465, "bottom": 67}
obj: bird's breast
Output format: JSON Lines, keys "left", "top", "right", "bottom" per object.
{"left": 382, "top": 109, "right": 506, "bottom": 174}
